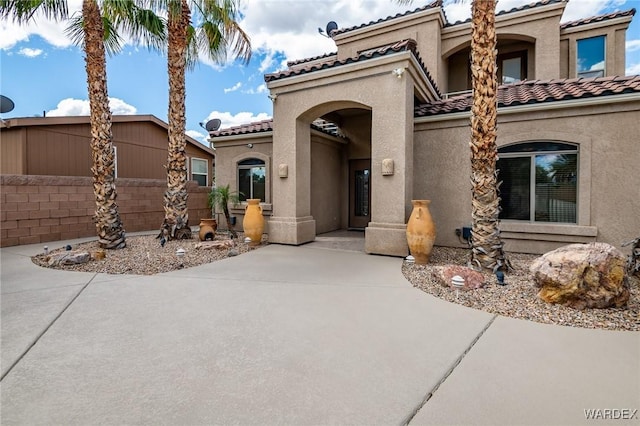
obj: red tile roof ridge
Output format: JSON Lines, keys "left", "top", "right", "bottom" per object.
{"left": 446, "top": 0, "right": 565, "bottom": 26}
{"left": 560, "top": 8, "right": 636, "bottom": 29}
{"left": 331, "top": 0, "right": 442, "bottom": 36}
{"left": 287, "top": 52, "right": 337, "bottom": 68}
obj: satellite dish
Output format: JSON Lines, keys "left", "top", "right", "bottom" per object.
{"left": 0, "top": 95, "right": 15, "bottom": 114}
{"left": 204, "top": 118, "right": 221, "bottom": 132}
{"left": 326, "top": 21, "right": 338, "bottom": 36}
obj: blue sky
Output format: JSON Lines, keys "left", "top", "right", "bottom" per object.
{"left": 1, "top": 0, "right": 639, "bottom": 147}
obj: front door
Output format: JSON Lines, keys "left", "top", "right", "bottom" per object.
{"left": 349, "top": 159, "right": 371, "bottom": 229}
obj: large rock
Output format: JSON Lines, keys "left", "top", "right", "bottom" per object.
{"left": 433, "top": 265, "right": 486, "bottom": 290}
{"left": 530, "top": 242, "right": 630, "bottom": 309}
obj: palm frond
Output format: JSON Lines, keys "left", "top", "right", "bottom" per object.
{"left": 0, "top": 0, "right": 69, "bottom": 23}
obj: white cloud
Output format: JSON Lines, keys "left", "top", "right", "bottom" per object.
{"left": 203, "top": 110, "right": 271, "bottom": 130}
{"left": 626, "top": 63, "right": 640, "bottom": 75}
{"left": 18, "top": 47, "right": 43, "bottom": 57}
{"left": 627, "top": 40, "right": 640, "bottom": 52}
{"left": 186, "top": 129, "right": 209, "bottom": 145}
{"left": 224, "top": 82, "right": 242, "bottom": 93}
{"left": 243, "top": 84, "right": 268, "bottom": 95}
{"left": 47, "top": 97, "right": 137, "bottom": 116}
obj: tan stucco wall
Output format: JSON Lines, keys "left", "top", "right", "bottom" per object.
{"left": 414, "top": 99, "right": 640, "bottom": 253}
{"left": 310, "top": 136, "right": 347, "bottom": 234}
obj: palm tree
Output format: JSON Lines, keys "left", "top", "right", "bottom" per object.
{"left": 394, "top": 0, "right": 507, "bottom": 272}
{"left": 1, "top": 0, "right": 162, "bottom": 249}
{"left": 149, "top": 0, "right": 251, "bottom": 241}
{"left": 208, "top": 184, "right": 241, "bottom": 238}
{"left": 468, "top": 0, "right": 508, "bottom": 272}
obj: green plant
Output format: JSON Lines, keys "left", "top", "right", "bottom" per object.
{"left": 208, "top": 184, "right": 242, "bottom": 238}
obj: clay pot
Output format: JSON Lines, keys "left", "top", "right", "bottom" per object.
{"left": 406, "top": 200, "right": 436, "bottom": 265}
{"left": 198, "top": 218, "right": 217, "bottom": 241}
{"left": 243, "top": 199, "right": 265, "bottom": 245}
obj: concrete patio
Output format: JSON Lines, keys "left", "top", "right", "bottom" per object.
{"left": 1, "top": 236, "right": 638, "bottom": 425}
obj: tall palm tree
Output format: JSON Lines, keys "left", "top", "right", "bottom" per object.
{"left": 394, "top": 0, "right": 507, "bottom": 272}
{"left": 0, "top": 0, "right": 151, "bottom": 249}
{"left": 147, "top": 0, "right": 251, "bottom": 241}
{"left": 3, "top": 0, "right": 164, "bottom": 249}
{"left": 468, "top": 0, "right": 508, "bottom": 272}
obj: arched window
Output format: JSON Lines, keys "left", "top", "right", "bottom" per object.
{"left": 238, "top": 158, "right": 265, "bottom": 202}
{"left": 498, "top": 142, "right": 578, "bottom": 223}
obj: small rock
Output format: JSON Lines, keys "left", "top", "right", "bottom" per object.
{"left": 530, "top": 242, "right": 630, "bottom": 309}
{"left": 433, "top": 265, "right": 486, "bottom": 290}
{"left": 227, "top": 248, "right": 239, "bottom": 257}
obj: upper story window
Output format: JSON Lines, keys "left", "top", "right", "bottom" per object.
{"left": 190, "top": 157, "right": 208, "bottom": 186}
{"left": 238, "top": 158, "right": 265, "bottom": 202}
{"left": 577, "top": 35, "right": 605, "bottom": 78}
{"left": 498, "top": 142, "right": 578, "bottom": 224}
{"left": 498, "top": 51, "right": 527, "bottom": 84}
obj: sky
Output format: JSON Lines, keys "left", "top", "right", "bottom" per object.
{"left": 1, "top": 0, "right": 639, "bottom": 147}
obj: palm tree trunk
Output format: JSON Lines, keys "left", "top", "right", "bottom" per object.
{"left": 222, "top": 205, "right": 238, "bottom": 239}
{"left": 83, "top": 0, "right": 126, "bottom": 249}
{"left": 161, "top": 0, "right": 192, "bottom": 240}
{"left": 469, "top": 0, "right": 507, "bottom": 272}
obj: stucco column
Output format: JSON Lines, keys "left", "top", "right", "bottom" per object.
{"left": 268, "top": 101, "right": 316, "bottom": 245}
{"left": 365, "top": 72, "right": 414, "bottom": 257}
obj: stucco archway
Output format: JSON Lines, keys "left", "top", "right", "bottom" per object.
{"left": 266, "top": 53, "right": 425, "bottom": 256}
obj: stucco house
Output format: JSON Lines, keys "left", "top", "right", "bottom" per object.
{"left": 209, "top": 0, "right": 640, "bottom": 256}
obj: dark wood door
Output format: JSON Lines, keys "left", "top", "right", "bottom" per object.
{"left": 349, "top": 159, "right": 371, "bottom": 229}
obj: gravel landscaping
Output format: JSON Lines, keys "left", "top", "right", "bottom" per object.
{"left": 31, "top": 236, "right": 638, "bottom": 331}
{"left": 402, "top": 247, "right": 639, "bottom": 331}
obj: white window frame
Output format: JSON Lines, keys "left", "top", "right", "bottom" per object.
{"left": 190, "top": 157, "right": 208, "bottom": 186}
{"left": 576, "top": 35, "right": 606, "bottom": 78}
{"left": 113, "top": 146, "right": 118, "bottom": 178}
{"left": 238, "top": 158, "right": 266, "bottom": 202}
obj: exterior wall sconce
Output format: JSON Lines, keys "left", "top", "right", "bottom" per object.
{"left": 382, "top": 158, "right": 394, "bottom": 176}
{"left": 247, "top": 143, "right": 254, "bottom": 148}
{"left": 278, "top": 163, "right": 288, "bottom": 178}
{"left": 392, "top": 68, "right": 405, "bottom": 79}
{"left": 268, "top": 93, "right": 277, "bottom": 102}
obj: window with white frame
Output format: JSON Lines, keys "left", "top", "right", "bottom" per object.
{"left": 577, "top": 35, "right": 605, "bottom": 78}
{"left": 190, "top": 157, "right": 208, "bottom": 186}
{"left": 498, "top": 142, "right": 578, "bottom": 223}
{"left": 238, "top": 158, "right": 265, "bottom": 201}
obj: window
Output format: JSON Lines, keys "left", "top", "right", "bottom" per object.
{"left": 577, "top": 36, "right": 605, "bottom": 78}
{"left": 498, "top": 142, "right": 578, "bottom": 223}
{"left": 238, "top": 158, "right": 265, "bottom": 201}
{"left": 190, "top": 158, "right": 208, "bottom": 186}
{"left": 498, "top": 51, "right": 527, "bottom": 84}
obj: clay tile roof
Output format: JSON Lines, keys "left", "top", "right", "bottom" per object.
{"left": 560, "top": 8, "right": 636, "bottom": 30}
{"left": 414, "top": 75, "right": 640, "bottom": 117}
{"left": 446, "top": 0, "right": 565, "bottom": 26}
{"left": 210, "top": 119, "right": 273, "bottom": 137}
{"left": 265, "top": 39, "right": 441, "bottom": 96}
{"left": 287, "top": 52, "right": 337, "bottom": 68}
{"left": 331, "top": 0, "right": 442, "bottom": 36}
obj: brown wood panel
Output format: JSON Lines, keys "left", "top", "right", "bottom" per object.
{"left": 0, "top": 129, "right": 26, "bottom": 174}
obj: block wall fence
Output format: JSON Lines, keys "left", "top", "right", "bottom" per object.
{"left": 0, "top": 175, "right": 210, "bottom": 248}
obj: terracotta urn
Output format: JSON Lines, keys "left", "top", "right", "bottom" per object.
{"left": 406, "top": 200, "right": 436, "bottom": 265}
{"left": 198, "top": 218, "right": 217, "bottom": 241}
{"left": 243, "top": 199, "right": 265, "bottom": 245}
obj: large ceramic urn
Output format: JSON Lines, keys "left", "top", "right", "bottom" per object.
{"left": 406, "top": 200, "right": 436, "bottom": 264}
{"left": 243, "top": 199, "right": 265, "bottom": 245}
{"left": 198, "top": 218, "right": 217, "bottom": 241}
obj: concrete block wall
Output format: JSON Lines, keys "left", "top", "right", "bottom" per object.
{"left": 0, "top": 175, "right": 210, "bottom": 247}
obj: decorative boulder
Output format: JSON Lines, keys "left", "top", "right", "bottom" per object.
{"left": 433, "top": 265, "right": 486, "bottom": 290}
{"left": 530, "top": 242, "right": 630, "bottom": 309}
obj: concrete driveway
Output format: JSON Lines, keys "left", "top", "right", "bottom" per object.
{"left": 1, "top": 239, "right": 638, "bottom": 425}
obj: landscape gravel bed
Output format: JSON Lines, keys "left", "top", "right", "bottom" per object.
{"left": 32, "top": 233, "right": 263, "bottom": 275}
{"left": 402, "top": 247, "right": 639, "bottom": 331}
{"left": 31, "top": 237, "right": 638, "bottom": 331}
